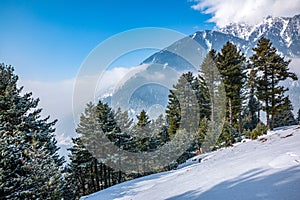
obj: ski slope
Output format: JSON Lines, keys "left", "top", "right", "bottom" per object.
{"left": 81, "top": 126, "right": 300, "bottom": 200}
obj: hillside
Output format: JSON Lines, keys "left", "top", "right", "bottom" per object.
{"left": 81, "top": 125, "right": 300, "bottom": 200}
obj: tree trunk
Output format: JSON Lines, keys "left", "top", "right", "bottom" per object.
{"left": 94, "top": 159, "right": 100, "bottom": 191}
{"left": 118, "top": 171, "right": 122, "bottom": 183}
{"left": 108, "top": 167, "right": 111, "bottom": 187}
{"left": 266, "top": 111, "right": 270, "bottom": 130}
{"left": 271, "top": 114, "right": 275, "bottom": 130}
{"left": 238, "top": 114, "right": 242, "bottom": 134}
{"left": 229, "top": 98, "right": 232, "bottom": 126}
{"left": 100, "top": 163, "right": 103, "bottom": 190}
{"left": 103, "top": 164, "right": 108, "bottom": 189}
{"left": 258, "top": 104, "right": 260, "bottom": 123}
{"left": 90, "top": 162, "right": 96, "bottom": 192}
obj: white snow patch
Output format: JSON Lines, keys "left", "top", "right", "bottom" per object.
{"left": 202, "top": 31, "right": 207, "bottom": 39}
{"left": 205, "top": 39, "right": 212, "bottom": 50}
{"left": 81, "top": 126, "right": 300, "bottom": 200}
{"left": 191, "top": 33, "right": 197, "bottom": 39}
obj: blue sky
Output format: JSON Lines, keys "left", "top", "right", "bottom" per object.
{"left": 0, "top": 0, "right": 214, "bottom": 81}
{"left": 0, "top": 0, "right": 216, "bottom": 147}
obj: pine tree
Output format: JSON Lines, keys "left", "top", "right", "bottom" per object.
{"left": 0, "top": 64, "right": 64, "bottom": 199}
{"left": 216, "top": 122, "right": 236, "bottom": 148}
{"left": 136, "top": 110, "right": 150, "bottom": 127}
{"left": 199, "top": 50, "right": 218, "bottom": 122}
{"left": 199, "top": 50, "right": 227, "bottom": 151}
{"left": 243, "top": 69, "right": 260, "bottom": 131}
{"left": 273, "top": 97, "right": 297, "bottom": 128}
{"left": 166, "top": 72, "right": 209, "bottom": 138}
{"left": 114, "top": 108, "right": 133, "bottom": 135}
{"left": 249, "top": 37, "right": 298, "bottom": 130}
{"left": 165, "top": 89, "right": 181, "bottom": 137}
{"left": 66, "top": 138, "right": 98, "bottom": 199}
{"left": 132, "top": 110, "right": 151, "bottom": 152}
{"left": 68, "top": 102, "right": 130, "bottom": 198}
{"left": 243, "top": 95, "right": 259, "bottom": 131}
{"left": 152, "top": 114, "right": 169, "bottom": 145}
{"left": 216, "top": 42, "right": 247, "bottom": 133}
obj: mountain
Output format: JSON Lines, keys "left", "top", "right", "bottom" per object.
{"left": 105, "top": 14, "right": 300, "bottom": 118}
{"left": 220, "top": 15, "right": 300, "bottom": 57}
{"left": 81, "top": 125, "right": 300, "bottom": 200}
{"left": 142, "top": 14, "right": 300, "bottom": 68}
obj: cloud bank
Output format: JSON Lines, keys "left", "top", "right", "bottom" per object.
{"left": 191, "top": 0, "right": 300, "bottom": 27}
{"left": 19, "top": 66, "right": 144, "bottom": 147}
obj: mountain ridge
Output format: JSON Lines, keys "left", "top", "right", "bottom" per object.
{"left": 104, "top": 14, "right": 300, "bottom": 119}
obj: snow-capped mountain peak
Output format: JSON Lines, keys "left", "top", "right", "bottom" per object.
{"left": 219, "top": 22, "right": 254, "bottom": 40}
{"left": 219, "top": 15, "right": 298, "bottom": 48}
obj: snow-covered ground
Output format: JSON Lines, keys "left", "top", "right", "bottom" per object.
{"left": 81, "top": 126, "right": 300, "bottom": 200}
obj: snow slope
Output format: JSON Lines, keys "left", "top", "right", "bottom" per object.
{"left": 81, "top": 126, "right": 300, "bottom": 200}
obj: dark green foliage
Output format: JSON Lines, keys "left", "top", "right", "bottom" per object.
{"left": 216, "top": 122, "right": 236, "bottom": 148}
{"left": 272, "top": 97, "right": 297, "bottom": 128}
{"left": 136, "top": 110, "right": 150, "bottom": 127}
{"left": 67, "top": 102, "right": 129, "bottom": 199}
{"left": 0, "top": 64, "right": 64, "bottom": 199}
{"left": 196, "top": 117, "right": 209, "bottom": 149}
{"left": 243, "top": 95, "right": 259, "bottom": 131}
{"left": 251, "top": 123, "right": 268, "bottom": 140}
{"left": 166, "top": 72, "right": 210, "bottom": 138}
{"left": 165, "top": 71, "right": 211, "bottom": 165}
{"left": 216, "top": 42, "right": 247, "bottom": 133}
{"left": 132, "top": 110, "right": 152, "bottom": 152}
{"left": 166, "top": 90, "right": 181, "bottom": 137}
{"left": 249, "top": 37, "right": 298, "bottom": 130}
{"left": 113, "top": 108, "right": 134, "bottom": 150}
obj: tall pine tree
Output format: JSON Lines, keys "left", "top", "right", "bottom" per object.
{"left": 216, "top": 42, "right": 247, "bottom": 133}
{"left": 272, "top": 96, "right": 297, "bottom": 128}
{"left": 0, "top": 64, "right": 64, "bottom": 199}
{"left": 249, "top": 37, "right": 298, "bottom": 130}
{"left": 199, "top": 49, "right": 227, "bottom": 151}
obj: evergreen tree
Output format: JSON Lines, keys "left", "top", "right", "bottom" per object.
{"left": 215, "top": 122, "right": 236, "bottom": 148}
{"left": 66, "top": 138, "right": 96, "bottom": 199}
{"left": 243, "top": 69, "right": 260, "bottom": 131}
{"left": 95, "top": 101, "right": 120, "bottom": 142}
{"left": 216, "top": 42, "right": 247, "bottom": 133}
{"left": 249, "top": 37, "right": 298, "bottom": 130}
{"left": 272, "top": 97, "right": 297, "bottom": 128}
{"left": 165, "top": 89, "right": 181, "bottom": 137}
{"left": 243, "top": 95, "right": 259, "bottom": 131}
{"left": 114, "top": 108, "right": 133, "bottom": 135}
{"left": 199, "top": 50, "right": 218, "bottom": 122}
{"left": 136, "top": 110, "right": 150, "bottom": 127}
{"left": 166, "top": 72, "right": 209, "bottom": 138}
{"left": 133, "top": 110, "right": 151, "bottom": 152}
{"left": 0, "top": 64, "right": 64, "bottom": 199}
{"left": 152, "top": 114, "right": 169, "bottom": 145}
{"left": 68, "top": 102, "right": 130, "bottom": 199}
{"left": 199, "top": 50, "right": 227, "bottom": 151}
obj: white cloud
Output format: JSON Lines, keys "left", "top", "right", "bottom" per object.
{"left": 191, "top": 0, "right": 300, "bottom": 27}
{"left": 19, "top": 66, "right": 145, "bottom": 146}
